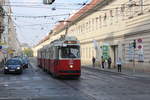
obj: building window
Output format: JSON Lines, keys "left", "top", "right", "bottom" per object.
{"left": 89, "top": 20, "right": 91, "bottom": 32}
{"left": 109, "top": 10, "right": 113, "bottom": 25}
{"left": 96, "top": 17, "right": 99, "bottom": 29}
{"left": 86, "top": 22, "right": 89, "bottom": 32}
{"left": 99, "top": 16, "right": 101, "bottom": 28}
{"left": 92, "top": 18, "right": 95, "bottom": 31}
{"left": 103, "top": 13, "right": 107, "bottom": 26}
{"left": 121, "top": 4, "right": 125, "bottom": 20}
{"left": 115, "top": 8, "right": 119, "bottom": 22}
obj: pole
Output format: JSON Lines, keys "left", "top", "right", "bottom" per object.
{"left": 133, "top": 48, "right": 135, "bottom": 73}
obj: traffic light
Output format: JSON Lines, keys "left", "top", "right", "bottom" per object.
{"left": 133, "top": 40, "right": 136, "bottom": 48}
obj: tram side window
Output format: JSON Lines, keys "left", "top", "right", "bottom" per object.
{"left": 54, "top": 47, "right": 59, "bottom": 59}
{"left": 49, "top": 48, "right": 53, "bottom": 59}
{"left": 38, "top": 51, "right": 41, "bottom": 58}
{"left": 46, "top": 49, "right": 49, "bottom": 59}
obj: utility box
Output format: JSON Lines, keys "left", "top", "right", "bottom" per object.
{"left": 43, "top": 0, "right": 55, "bottom": 4}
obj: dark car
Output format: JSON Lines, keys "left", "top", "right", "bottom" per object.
{"left": 4, "top": 58, "right": 23, "bottom": 74}
{"left": 21, "top": 57, "right": 29, "bottom": 69}
{"left": 12, "top": 56, "right": 29, "bottom": 69}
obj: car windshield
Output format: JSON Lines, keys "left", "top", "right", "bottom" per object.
{"left": 61, "top": 45, "right": 80, "bottom": 58}
{"left": 6, "top": 59, "right": 22, "bottom": 65}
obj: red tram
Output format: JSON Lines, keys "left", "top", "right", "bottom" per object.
{"left": 37, "top": 36, "right": 81, "bottom": 78}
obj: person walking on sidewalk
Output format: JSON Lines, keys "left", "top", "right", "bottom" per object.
{"left": 92, "top": 56, "right": 96, "bottom": 67}
{"left": 107, "top": 57, "right": 112, "bottom": 69}
{"left": 101, "top": 56, "right": 105, "bottom": 69}
{"left": 117, "top": 57, "right": 122, "bottom": 72}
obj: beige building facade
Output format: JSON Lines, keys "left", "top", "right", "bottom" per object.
{"left": 0, "top": 0, "right": 6, "bottom": 62}
{"left": 33, "top": 0, "right": 150, "bottom": 72}
{"left": 0, "top": 0, "right": 21, "bottom": 62}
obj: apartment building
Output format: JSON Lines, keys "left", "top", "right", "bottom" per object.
{"left": 0, "top": 0, "right": 5, "bottom": 62}
{"left": 33, "top": 0, "right": 150, "bottom": 72}
{"left": 0, "top": 0, "right": 21, "bottom": 62}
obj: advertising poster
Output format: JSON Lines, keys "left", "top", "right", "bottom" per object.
{"left": 102, "top": 44, "right": 109, "bottom": 60}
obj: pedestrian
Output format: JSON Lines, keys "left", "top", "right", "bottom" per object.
{"left": 101, "top": 56, "right": 105, "bottom": 68}
{"left": 117, "top": 57, "right": 122, "bottom": 72}
{"left": 107, "top": 57, "right": 112, "bottom": 69}
{"left": 92, "top": 56, "right": 96, "bottom": 67}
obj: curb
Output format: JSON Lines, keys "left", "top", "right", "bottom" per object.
{"left": 82, "top": 66, "right": 150, "bottom": 79}
{"left": 0, "top": 67, "right": 3, "bottom": 71}
{"left": 82, "top": 66, "right": 126, "bottom": 75}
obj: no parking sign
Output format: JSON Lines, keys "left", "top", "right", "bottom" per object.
{"left": 137, "top": 38, "right": 144, "bottom": 61}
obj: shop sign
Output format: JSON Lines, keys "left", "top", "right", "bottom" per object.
{"left": 137, "top": 38, "right": 142, "bottom": 43}
{"left": 102, "top": 44, "right": 109, "bottom": 60}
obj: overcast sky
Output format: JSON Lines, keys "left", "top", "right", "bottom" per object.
{"left": 9, "top": 0, "right": 91, "bottom": 46}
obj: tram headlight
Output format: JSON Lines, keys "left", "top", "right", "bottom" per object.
{"left": 69, "top": 65, "right": 74, "bottom": 68}
{"left": 5, "top": 67, "right": 8, "bottom": 69}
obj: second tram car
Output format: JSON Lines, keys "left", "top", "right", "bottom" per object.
{"left": 37, "top": 36, "right": 81, "bottom": 78}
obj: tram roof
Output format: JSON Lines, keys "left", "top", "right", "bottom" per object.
{"left": 40, "top": 36, "right": 79, "bottom": 50}
{"left": 51, "top": 36, "right": 80, "bottom": 46}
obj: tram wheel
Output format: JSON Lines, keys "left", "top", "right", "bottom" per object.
{"left": 52, "top": 73, "right": 57, "bottom": 78}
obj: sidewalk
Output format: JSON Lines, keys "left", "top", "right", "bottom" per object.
{"left": 84, "top": 65, "right": 150, "bottom": 79}
{"left": 0, "top": 67, "right": 2, "bottom": 71}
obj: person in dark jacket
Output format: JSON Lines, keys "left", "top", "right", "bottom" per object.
{"left": 92, "top": 56, "right": 96, "bottom": 67}
{"left": 101, "top": 56, "right": 105, "bottom": 68}
{"left": 107, "top": 57, "right": 112, "bottom": 69}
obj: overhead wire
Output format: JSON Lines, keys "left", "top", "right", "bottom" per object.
{"left": 3, "top": 1, "right": 150, "bottom": 7}
{"left": 2, "top": 1, "right": 150, "bottom": 45}
{"left": 1, "top": 3, "right": 149, "bottom": 19}
{"left": 2, "top": 7, "right": 35, "bottom": 45}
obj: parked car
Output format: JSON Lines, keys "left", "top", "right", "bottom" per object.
{"left": 12, "top": 56, "right": 29, "bottom": 69}
{"left": 4, "top": 58, "right": 23, "bottom": 74}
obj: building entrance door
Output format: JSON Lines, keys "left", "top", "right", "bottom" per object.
{"left": 111, "top": 45, "right": 118, "bottom": 68}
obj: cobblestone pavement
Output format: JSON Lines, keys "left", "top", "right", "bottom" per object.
{"left": 0, "top": 58, "right": 150, "bottom": 100}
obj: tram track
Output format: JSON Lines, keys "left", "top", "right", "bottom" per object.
{"left": 59, "top": 79, "right": 97, "bottom": 100}
{"left": 82, "top": 67, "right": 150, "bottom": 84}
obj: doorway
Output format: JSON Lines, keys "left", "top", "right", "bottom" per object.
{"left": 111, "top": 45, "right": 118, "bottom": 68}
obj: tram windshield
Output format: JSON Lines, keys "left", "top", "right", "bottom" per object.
{"left": 61, "top": 46, "right": 80, "bottom": 58}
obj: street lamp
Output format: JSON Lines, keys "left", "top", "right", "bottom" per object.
{"left": 43, "top": 0, "right": 55, "bottom": 5}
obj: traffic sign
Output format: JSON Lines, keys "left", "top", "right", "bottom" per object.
{"left": 43, "top": 0, "right": 55, "bottom": 4}
{"left": 138, "top": 45, "right": 142, "bottom": 49}
{"left": 137, "top": 38, "right": 142, "bottom": 43}
{"left": 102, "top": 44, "right": 109, "bottom": 60}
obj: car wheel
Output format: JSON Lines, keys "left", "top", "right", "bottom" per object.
{"left": 4, "top": 70, "right": 8, "bottom": 74}
{"left": 18, "top": 70, "right": 23, "bottom": 74}
{"left": 52, "top": 73, "right": 57, "bottom": 78}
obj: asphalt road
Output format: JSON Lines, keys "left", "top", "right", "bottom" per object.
{"left": 0, "top": 59, "right": 150, "bottom": 100}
